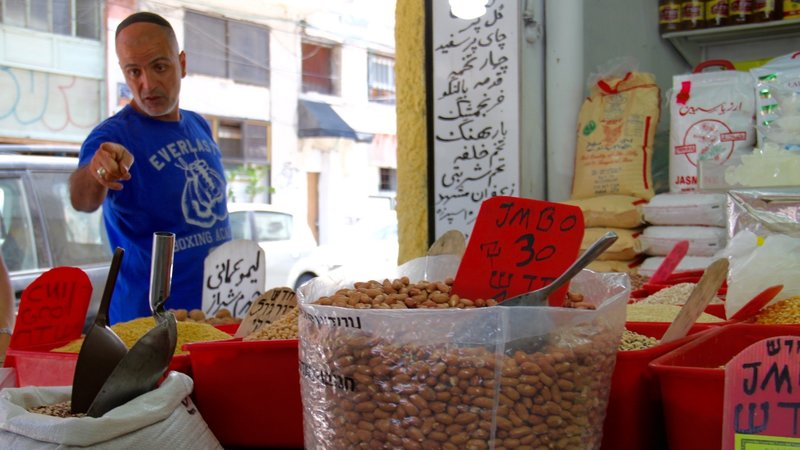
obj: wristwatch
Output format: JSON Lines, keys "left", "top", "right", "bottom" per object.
{"left": 0, "top": 327, "right": 11, "bottom": 336}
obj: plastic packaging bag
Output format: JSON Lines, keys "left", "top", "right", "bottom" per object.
{"left": 572, "top": 58, "right": 660, "bottom": 200}
{"left": 640, "top": 225, "right": 727, "bottom": 256}
{"left": 0, "top": 372, "right": 222, "bottom": 449}
{"left": 719, "top": 231, "right": 800, "bottom": 318}
{"left": 751, "top": 51, "right": 800, "bottom": 150}
{"left": 297, "top": 256, "right": 629, "bottom": 450}
{"left": 668, "top": 63, "right": 755, "bottom": 193}
{"left": 727, "top": 188, "right": 800, "bottom": 239}
{"left": 642, "top": 192, "right": 727, "bottom": 226}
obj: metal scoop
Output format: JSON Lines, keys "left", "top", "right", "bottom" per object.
{"left": 86, "top": 232, "right": 178, "bottom": 417}
{"left": 499, "top": 231, "right": 618, "bottom": 354}
{"left": 71, "top": 247, "right": 128, "bottom": 414}
{"left": 500, "top": 231, "right": 618, "bottom": 307}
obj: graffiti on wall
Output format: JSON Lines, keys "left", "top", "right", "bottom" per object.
{"left": 0, "top": 66, "right": 101, "bottom": 142}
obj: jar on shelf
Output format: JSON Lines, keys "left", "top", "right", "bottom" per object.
{"left": 783, "top": 0, "right": 800, "bottom": 19}
{"left": 729, "top": 0, "right": 753, "bottom": 24}
{"left": 706, "top": 0, "right": 730, "bottom": 26}
{"left": 752, "top": 0, "right": 781, "bottom": 21}
{"left": 660, "top": 0, "right": 683, "bottom": 33}
{"left": 682, "top": 0, "right": 707, "bottom": 29}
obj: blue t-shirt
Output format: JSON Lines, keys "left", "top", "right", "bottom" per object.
{"left": 79, "top": 105, "right": 232, "bottom": 324}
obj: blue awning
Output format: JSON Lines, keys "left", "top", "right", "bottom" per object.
{"left": 297, "top": 100, "right": 373, "bottom": 142}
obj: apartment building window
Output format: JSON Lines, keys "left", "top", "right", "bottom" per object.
{"left": 368, "top": 53, "right": 396, "bottom": 104}
{"left": 0, "top": 0, "right": 101, "bottom": 39}
{"left": 302, "top": 41, "right": 337, "bottom": 95}
{"left": 206, "top": 117, "right": 272, "bottom": 203}
{"left": 184, "top": 11, "right": 270, "bottom": 87}
{"left": 379, "top": 168, "right": 397, "bottom": 192}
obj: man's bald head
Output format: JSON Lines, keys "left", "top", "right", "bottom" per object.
{"left": 115, "top": 11, "right": 178, "bottom": 49}
{"left": 114, "top": 11, "right": 185, "bottom": 121}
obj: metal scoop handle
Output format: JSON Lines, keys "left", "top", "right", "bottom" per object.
{"left": 500, "top": 231, "right": 618, "bottom": 307}
{"left": 149, "top": 232, "right": 175, "bottom": 315}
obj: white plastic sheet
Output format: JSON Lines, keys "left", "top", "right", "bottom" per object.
{"left": 0, "top": 371, "right": 222, "bottom": 449}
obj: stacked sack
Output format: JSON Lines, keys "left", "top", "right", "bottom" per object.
{"left": 638, "top": 192, "right": 728, "bottom": 276}
{"left": 632, "top": 59, "right": 753, "bottom": 276}
{"left": 568, "top": 63, "right": 660, "bottom": 272}
{"left": 563, "top": 196, "right": 646, "bottom": 273}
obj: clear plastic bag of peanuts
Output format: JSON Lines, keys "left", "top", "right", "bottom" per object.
{"left": 297, "top": 254, "right": 629, "bottom": 450}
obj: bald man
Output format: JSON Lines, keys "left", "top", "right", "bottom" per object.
{"left": 69, "top": 12, "right": 231, "bottom": 324}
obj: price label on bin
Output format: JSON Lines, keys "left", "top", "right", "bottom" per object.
{"left": 452, "top": 196, "right": 584, "bottom": 305}
{"left": 10, "top": 267, "right": 92, "bottom": 349}
{"left": 723, "top": 336, "right": 800, "bottom": 449}
{"left": 234, "top": 287, "right": 297, "bottom": 338}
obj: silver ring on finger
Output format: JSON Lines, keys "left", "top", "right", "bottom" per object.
{"left": 96, "top": 166, "right": 107, "bottom": 178}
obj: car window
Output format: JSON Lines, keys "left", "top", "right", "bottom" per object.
{"left": 253, "top": 211, "right": 292, "bottom": 241}
{"left": 0, "top": 177, "right": 38, "bottom": 272}
{"left": 228, "top": 211, "right": 251, "bottom": 240}
{"left": 30, "top": 172, "right": 110, "bottom": 266}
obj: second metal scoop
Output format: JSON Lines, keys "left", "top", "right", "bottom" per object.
{"left": 86, "top": 232, "right": 178, "bottom": 417}
{"left": 71, "top": 247, "right": 127, "bottom": 414}
{"left": 500, "top": 231, "right": 618, "bottom": 307}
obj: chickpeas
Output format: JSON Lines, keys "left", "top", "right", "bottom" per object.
{"left": 618, "top": 329, "right": 659, "bottom": 351}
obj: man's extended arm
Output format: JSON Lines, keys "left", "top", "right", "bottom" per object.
{"left": 69, "top": 142, "right": 135, "bottom": 212}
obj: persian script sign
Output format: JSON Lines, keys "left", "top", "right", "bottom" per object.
{"left": 430, "top": 0, "right": 521, "bottom": 241}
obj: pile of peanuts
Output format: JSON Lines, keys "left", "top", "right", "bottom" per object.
{"left": 170, "top": 308, "right": 241, "bottom": 325}
{"left": 303, "top": 330, "right": 618, "bottom": 450}
{"left": 304, "top": 278, "right": 620, "bottom": 449}
{"left": 314, "top": 277, "right": 498, "bottom": 309}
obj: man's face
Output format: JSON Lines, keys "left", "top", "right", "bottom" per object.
{"left": 116, "top": 23, "right": 185, "bottom": 121}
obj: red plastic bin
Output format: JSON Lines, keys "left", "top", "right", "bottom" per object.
{"left": 184, "top": 338, "right": 303, "bottom": 449}
{"left": 5, "top": 341, "right": 192, "bottom": 387}
{"left": 3, "top": 323, "right": 236, "bottom": 387}
{"left": 601, "top": 321, "right": 719, "bottom": 450}
{"left": 649, "top": 323, "right": 800, "bottom": 450}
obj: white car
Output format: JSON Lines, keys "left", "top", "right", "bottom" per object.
{"left": 313, "top": 211, "right": 400, "bottom": 282}
{"left": 227, "top": 203, "right": 326, "bottom": 290}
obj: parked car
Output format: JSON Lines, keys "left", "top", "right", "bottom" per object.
{"left": 314, "top": 210, "right": 399, "bottom": 282}
{"left": 0, "top": 146, "right": 333, "bottom": 333}
{"left": 227, "top": 202, "right": 327, "bottom": 290}
{"left": 0, "top": 145, "right": 111, "bottom": 332}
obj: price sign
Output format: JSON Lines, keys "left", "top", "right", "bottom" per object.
{"left": 452, "top": 196, "right": 584, "bottom": 304}
{"left": 203, "top": 240, "right": 265, "bottom": 319}
{"left": 723, "top": 336, "right": 800, "bottom": 449}
{"left": 9, "top": 267, "right": 92, "bottom": 349}
{"left": 234, "top": 287, "right": 297, "bottom": 338}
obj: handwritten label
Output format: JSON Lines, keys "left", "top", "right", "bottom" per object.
{"left": 202, "top": 240, "right": 265, "bottom": 318}
{"left": 9, "top": 267, "right": 92, "bottom": 349}
{"left": 300, "top": 360, "right": 356, "bottom": 392}
{"left": 723, "top": 336, "right": 800, "bottom": 449}
{"left": 234, "top": 287, "right": 297, "bottom": 338}
{"left": 452, "top": 196, "right": 584, "bottom": 304}
{"left": 431, "top": 0, "right": 520, "bottom": 240}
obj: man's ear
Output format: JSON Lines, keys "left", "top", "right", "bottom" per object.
{"left": 179, "top": 50, "right": 187, "bottom": 78}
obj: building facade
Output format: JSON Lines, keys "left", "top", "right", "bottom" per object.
{"left": 0, "top": 0, "right": 397, "bottom": 246}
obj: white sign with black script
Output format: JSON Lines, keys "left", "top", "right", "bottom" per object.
{"left": 430, "top": 0, "right": 521, "bottom": 241}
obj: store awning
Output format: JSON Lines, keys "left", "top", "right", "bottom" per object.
{"left": 297, "top": 100, "right": 372, "bottom": 142}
